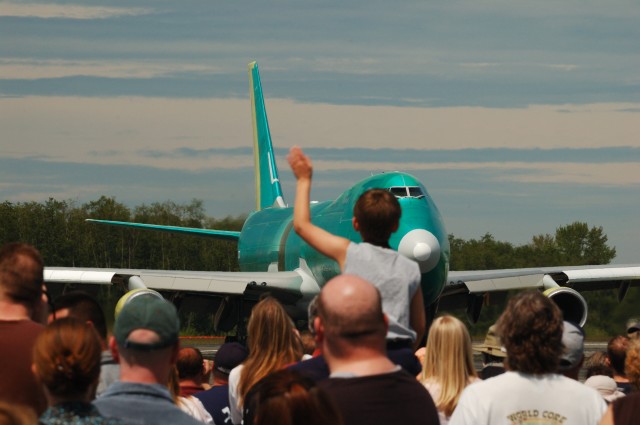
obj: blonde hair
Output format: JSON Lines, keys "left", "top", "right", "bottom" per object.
{"left": 420, "top": 315, "right": 477, "bottom": 417}
{"left": 238, "top": 297, "right": 302, "bottom": 405}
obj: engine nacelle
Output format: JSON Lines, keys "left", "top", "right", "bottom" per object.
{"left": 543, "top": 286, "right": 588, "bottom": 327}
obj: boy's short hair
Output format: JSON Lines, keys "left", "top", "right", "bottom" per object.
{"left": 353, "top": 189, "right": 401, "bottom": 246}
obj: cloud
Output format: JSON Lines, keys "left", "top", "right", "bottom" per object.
{"left": 0, "top": 3, "right": 152, "bottom": 20}
{"left": 0, "top": 58, "right": 218, "bottom": 80}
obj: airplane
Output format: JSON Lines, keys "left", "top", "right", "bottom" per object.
{"left": 44, "top": 61, "right": 640, "bottom": 333}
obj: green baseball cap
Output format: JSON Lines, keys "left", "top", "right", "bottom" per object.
{"left": 114, "top": 295, "right": 180, "bottom": 350}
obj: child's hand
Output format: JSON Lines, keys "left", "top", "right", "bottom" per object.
{"left": 287, "top": 146, "right": 313, "bottom": 180}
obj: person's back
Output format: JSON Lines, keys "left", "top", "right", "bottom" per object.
{"left": 315, "top": 274, "right": 438, "bottom": 425}
{"left": 450, "top": 292, "right": 606, "bottom": 425}
{"left": 194, "top": 342, "right": 248, "bottom": 425}
{"left": 288, "top": 147, "right": 426, "bottom": 359}
{"left": 0, "top": 242, "right": 47, "bottom": 416}
{"left": 49, "top": 290, "right": 119, "bottom": 397}
{"left": 93, "top": 294, "right": 203, "bottom": 425}
{"left": 33, "top": 317, "right": 123, "bottom": 425}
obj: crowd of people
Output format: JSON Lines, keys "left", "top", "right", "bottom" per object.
{"left": 1, "top": 147, "right": 639, "bottom": 424}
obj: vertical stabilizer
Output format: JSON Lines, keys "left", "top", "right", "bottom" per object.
{"left": 248, "top": 61, "right": 286, "bottom": 211}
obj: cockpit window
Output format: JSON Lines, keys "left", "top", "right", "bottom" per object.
{"left": 388, "top": 186, "right": 425, "bottom": 199}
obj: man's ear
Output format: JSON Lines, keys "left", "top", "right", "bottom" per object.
{"left": 109, "top": 336, "right": 120, "bottom": 363}
{"left": 352, "top": 217, "right": 360, "bottom": 232}
{"left": 314, "top": 317, "right": 324, "bottom": 342}
{"left": 382, "top": 314, "right": 389, "bottom": 334}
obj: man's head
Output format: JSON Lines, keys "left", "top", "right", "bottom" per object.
{"left": 176, "top": 347, "right": 205, "bottom": 385}
{"left": 352, "top": 189, "right": 401, "bottom": 246}
{"left": 496, "top": 291, "right": 564, "bottom": 374}
{"left": 558, "top": 321, "right": 585, "bottom": 379}
{"left": 212, "top": 342, "right": 248, "bottom": 383}
{"left": 473, "top": 324, "right": 506, "bottom": 365}
{"left": 607, "top": 335, "right": 630, "bottom": 377}
{"left": 110, "top": 295, "right": 180, "bottom": 382}
{"left": 315, "top": 274, "right": 387, "bottom": 359}
{"left": 0, "top": 243, "right": 44, "bottom": 312}
{"left": 50, "top": 291, "right": 108, "bottom": 342}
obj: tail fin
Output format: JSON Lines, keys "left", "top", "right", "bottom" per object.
{"left": 248, "top": 61, "right": 285, "bottom": 211}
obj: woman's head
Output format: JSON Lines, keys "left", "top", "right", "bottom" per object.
{"left": 239, "top": 297, "right": 302, "bottom": 403}
{"left": 421, "top": 315, "right": 476, "bottom": 417}
{"left": 32, "top": 317, "right": 102, "bottom": 400}
{"left": 422, "top": 315, "right": 475, "bottom": 380}
{"left": 244, "top": 369, "right": 342, "bottom": 425}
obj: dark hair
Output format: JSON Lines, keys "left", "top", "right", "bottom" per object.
{"left": 496, "top": 291, "right": 563, "bottom": 374}
{"left": 353, "top": 189, "right": 401, "bottom": 247}
{"left": 0, "top": 243, "right": 43, "bottom": 308}
{"left": 53, "top": 291, "right": 108, "bottom": 341}
{"left": 33, "top": 317, "right": 102, "bottom": 398}
{"left": 607, "top": 335, "right": 630, "bottom": 376}
{"left": 585, "top": 364, "right": 614, "bottom": 379}
{"left": 176, "top": 347, "right": 204, "bottom": 380}
{"left": 244, "top": 369, "right": 343, "bottom": 425}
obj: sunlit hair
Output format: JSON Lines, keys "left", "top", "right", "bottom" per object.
{"left": 238, "top": 297, "right": 303, "bottom": 406}
{"left": 32, "top": 317, "right": 102, "bottom": 398}
{"left": 0, "top": 242, "right": 43, "bottom": 308}
{"left": 420, "top": 315, "right": 477, "bottom": 417}
{"left": 496, "top": 291, "right": 563, "bottom": 374}
{"left": 243, "top": 369, "right": 343, "bottom": 425}
{"left": 353, "top": 189, "right": 401, "bottom": 247}
{"left": 625, "top": 339, "right": 640, "bottom": 389}
{"left": 607, "top": 335, "right": 630, "bottom": 376}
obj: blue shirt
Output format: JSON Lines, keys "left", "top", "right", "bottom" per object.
{"left": 41, "top": 401, "right": 123, "bottom": 425}
{"left": 194, "top": 384, "right": 233, "bottom": 425}
{"left": 93, "top": 382, "right": 204, "bottom": 425}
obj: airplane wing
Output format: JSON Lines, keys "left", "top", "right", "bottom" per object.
{"left": 441, "top": 264, "right": 640, "bottom": 325}
{"left": 44, "top": 266, "right": 319, "bottom": 318}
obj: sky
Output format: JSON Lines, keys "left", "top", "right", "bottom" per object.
{"left": 1, "top": 0, "right": 639, "bottom": 263}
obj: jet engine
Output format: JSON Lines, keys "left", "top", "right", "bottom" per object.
{"left": 543, "top": 286, "right": 588, "bottom": 327}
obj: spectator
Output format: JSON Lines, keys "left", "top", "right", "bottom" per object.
{"left": 168, "top": 365, "right": 213, "bottom": 424}
{"left": 558, "top": 321, "right": 585, "bottom": 380}
{"left": 598, "top": 339, "right": 640, "bottom": 424}
{"left": 607, "top": 336, "right": 633, "bottom": 394}
{"left": 93, "top": 295, "right": 203, "bottom": 425}
{"left": 228, "top": 297, "right": 302, "bottom": 424}
{"left": 472, "top": 324, "right": 506, "bottom": 379}
{"left": 586, "top": 351, "right": 610, "bottom": 370}
{"left": 177, "top": 347, "right": 207, "bottom": 396}
{"left": 49, "top": 290, "right": 119, "bottom": 396}
{"left": 242, "top": 369, "right": 343, "bottom": 425}
{"left": 288, "top": 146, "right": 425, "bottom": 374}
{"left": 195, "top": 342, "right": 248, "bottom": 425}
{"left": 33, "top": 317, "right": 123, "bottom": 425}
{"left": 0, "top": 242, "right": 47, "bottom": 415}
{"left": 584, "top": 375, "right": 625, "bottom": 404}
{"left": 449, "top": 291, "right": 606, "bottom": 425}
{"left": 419, "top": 315, "right": 479, "bottom": 425}
{"left": 316, "top": 274, "right": 439, "bottom": 425}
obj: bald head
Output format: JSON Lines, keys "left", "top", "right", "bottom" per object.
{"left": 317, "top": 275, "right": 386, "bottom": 346}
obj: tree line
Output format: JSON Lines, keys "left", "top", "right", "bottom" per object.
{"left": 1, "top": 196, "right": 636, "bottom": 338}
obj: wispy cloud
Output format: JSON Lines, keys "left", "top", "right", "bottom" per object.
{"left": 0, "top": 3, "right": 152, "bottom": 20}
{"left": 0, "top": 58, "right": 217, "bottom": 80}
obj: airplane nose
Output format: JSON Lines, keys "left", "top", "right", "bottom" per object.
{"left": 398, "top": 229, "right": 441, "bottom": 273}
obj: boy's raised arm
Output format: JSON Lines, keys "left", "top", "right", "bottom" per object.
{"left": 287, "top": 146, "right": 350, "bottom": 270}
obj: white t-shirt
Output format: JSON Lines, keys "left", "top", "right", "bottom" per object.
{"left": 449, "top": 371, "right": 607, "bottom": 425}
{"left": 227, "top": 364, "right": 244, "bottom": 425}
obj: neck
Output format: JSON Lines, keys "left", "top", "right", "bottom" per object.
{"left": 0, "top": 300, "right": 32, "bottom": 321}
{"left": 179, "top": 378, "right": 202, "bottom": 388}
{"left": 325, "top": 345, "right": 396, "bottom": 377}
{"left": 119, "top": 365, "right": 168, "bottom": 385}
